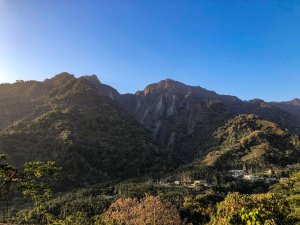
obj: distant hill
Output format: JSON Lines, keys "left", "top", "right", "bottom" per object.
{"left": 271, "top": 98, "right": 300, "bottom": 122}
{"left": 0, "top": 74, "right": 172, "bottom": 190}
{"left": 196, "top": 114, "right": 300, "bottom": 170}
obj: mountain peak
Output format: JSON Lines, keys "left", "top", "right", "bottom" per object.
{"left": 46, "top": 72, "right": 75, "bottom": 86}
{"left": 248, "top": 98, "right": 273, "bottom": 108}
{"left": 145, "top": 79, "right": 188, "bottom": 90}
{"left": 141, "top": 79, "right": 213, "bottom": 97}
{"left": 51, "top": 72, "right": 74, "bottom": 79}
{"left": 82, "top": 75, "right": 102, "bottom": 85}
{"left": 158, "top": 78, "right": 185, "bottom": 86}
{"left": 78, "top": 75, "right": 120, "bottom": 101}
{"left": 249, "top": 98, "right": 264, "bottom": 103}
{"left": 290, "top": 98, "right": 300, "bottom": 104}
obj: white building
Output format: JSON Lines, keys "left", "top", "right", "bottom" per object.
{"left": 243, "top": 174, "right": 257, "bottom": 181}
{"left": 229, "top": 170, "right": 246, "bottom": 178}
{"left": 174, "top": 181, "right": 180, "bottom": 185}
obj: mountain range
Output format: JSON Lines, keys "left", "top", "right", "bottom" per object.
{"left": 0, "top": 72, "right": 299, "bottom": 190}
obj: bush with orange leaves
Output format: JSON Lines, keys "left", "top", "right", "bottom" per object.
{"left": 103, "top": 194, "right": 182, "bottom": 225}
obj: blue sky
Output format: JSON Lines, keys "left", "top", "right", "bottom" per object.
{"left": 0, "top": 0, "right": 300, "bottom": 101}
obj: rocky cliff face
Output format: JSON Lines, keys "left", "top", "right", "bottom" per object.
{"left": 119, "top": 79, "right": 300, "bottom": 163}
{"left": 119, "top": 80, "right": 232, "bottom": 163}
{"left": 121, "top": 80, "right": 232, "bottom": 138}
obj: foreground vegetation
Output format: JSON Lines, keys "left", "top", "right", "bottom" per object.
{"left": 2, "top": 154, "right": 299, "bottom": 224}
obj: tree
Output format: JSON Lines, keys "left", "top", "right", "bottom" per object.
{"left": 0, "top": 154, "right": 61, "bottom": 201}
{"left": 209, "top": 192, "right": 292, "bottom": 225}
{"left": 0, "top": 153, "right": 61, "bottom": 224}
{"left": 0, "top": 153, "right": 20, "bottom": 199}
{"left": 19, "top": 161, "right": 61, "bottom": 204}
{"left": 103, "top": 194, "right": 182, "bottom": 225}
{"left": 270, "top": 170, "right": 300, "bottom": 223}
{"left": 182, "top": 194, "right": 216, "bottom": 225}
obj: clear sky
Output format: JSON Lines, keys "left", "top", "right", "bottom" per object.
{"left": 0, "top": 0, "right": 300, "bottom": 101}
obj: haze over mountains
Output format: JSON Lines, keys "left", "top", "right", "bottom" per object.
{"left": 0, "top": 72, "right": 299, "bottom": 190}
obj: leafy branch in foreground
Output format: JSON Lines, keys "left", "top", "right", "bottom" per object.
{"left": 0, "top": 153, "right": 61, "bottom": 224}
{"left": 0, "top": 153, "right": 61, "bottom": 202}
{"left": 0, "top": 153, "right": 20, "bottom": 199}
{"left": 20, "top": 161, "right": 61, "bottom": 204}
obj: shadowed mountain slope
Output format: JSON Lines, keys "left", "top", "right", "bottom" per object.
{"left": 0, "top": 74, "right": 172, "bottom": 189}
{"left": 271, "top": 98, "right": 300, "bottom": 122}
{"left": 121, "top": 79, "right": 232, "bottom": 163}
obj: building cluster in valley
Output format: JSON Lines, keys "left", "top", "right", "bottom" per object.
{"left": 228, "top": 169, "right": 277, "bottom": 183}
{"left": 156, "top": 164, "right": 300, "bottom": 190}
{"left": 159, "top": 179, "right": 213, "bottom": 189}
{"left": 228, "top": 163, "right": 300, "bottom": 183}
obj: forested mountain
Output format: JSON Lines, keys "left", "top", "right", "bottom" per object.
{"left": 196, "top": 114, "right": 300, "bottom": 170}
{"left": 0, "top": 73, "right": 172, "bottom": 189}
{"left": 0, "top": 73, "right": 121, "bottom": 131}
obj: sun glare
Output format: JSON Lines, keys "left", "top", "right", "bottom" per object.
{"left": 0, "top": 74, "right": 11, "bottom": 84}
